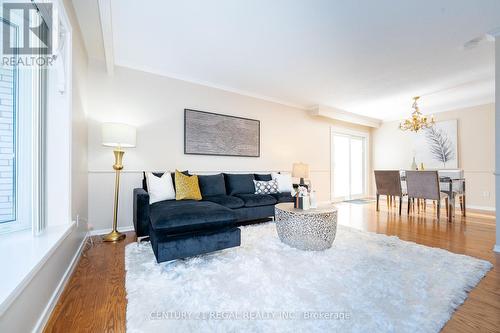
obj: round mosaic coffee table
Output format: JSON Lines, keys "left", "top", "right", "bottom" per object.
{"left": 274, "top": 203, "right": 338, "bottom": 251}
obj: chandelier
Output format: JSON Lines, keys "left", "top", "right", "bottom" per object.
{"left": 399, "top": 96, "right": 435, "bottom": 132}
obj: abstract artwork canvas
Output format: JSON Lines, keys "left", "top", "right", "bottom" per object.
{"left": 184, "top": 109, "right": 260, "bottom": 157}
{"left": 412, "top": 119, "right": 458, "bottom": 169}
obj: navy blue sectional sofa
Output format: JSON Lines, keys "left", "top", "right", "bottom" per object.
{"left": 133, "top": 172, "right": 293, "bottom": 263}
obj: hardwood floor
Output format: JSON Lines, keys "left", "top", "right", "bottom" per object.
{"left": 44, "top": 202, "right": 500, "bottom": 333}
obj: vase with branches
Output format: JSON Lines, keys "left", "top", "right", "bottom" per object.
{"left": 425, "top": 126, "right": 455, "bottom": 168}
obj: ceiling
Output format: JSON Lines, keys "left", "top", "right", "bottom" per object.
{"left": 72, "top": 0, "right": 500, "bottom": 121}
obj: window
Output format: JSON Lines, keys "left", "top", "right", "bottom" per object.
{"left": 331, "top": 128, "right": 368, "bottom": 202}
{"left": 0, "top": 4, "right": 47, "bottom": 234}
{"left": 0, "top": 18, "right": 16, "bottom": 225}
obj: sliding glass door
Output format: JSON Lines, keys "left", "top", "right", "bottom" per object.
{"left": 331, "top": 130, "right": 367, "bottom": 202}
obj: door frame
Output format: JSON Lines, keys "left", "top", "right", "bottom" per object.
{"left": 330, "top": 126, "right": 370, "bottom": 202}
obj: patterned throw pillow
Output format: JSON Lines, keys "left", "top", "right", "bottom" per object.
{"left": 253, "top": 179, "right": 279, "bottom": 195}
{"left": 175, "top": 170, "right": 202, "bottom": 201}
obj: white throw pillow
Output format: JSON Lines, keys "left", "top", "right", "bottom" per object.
{"left": 271, "top": 172, "right": 294, "bottom": 193}
{"left": 145, "top": 172, "right": 175, "bottom": 204}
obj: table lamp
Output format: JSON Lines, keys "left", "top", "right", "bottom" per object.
{"left": 101, "top": 122, "right": 136, "bottom": 242}
{"left": 292, "top": 162, "right": 310, "bottom": 186}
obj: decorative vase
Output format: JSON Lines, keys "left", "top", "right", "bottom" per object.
{"left": 411, "top": 157, "right": 418, "bottom": 170}
{"left": 420, "top": 163, "right": 425, "bottom": 171}
{"left": 310, "top": 190, "right": 317, "bottom": 208}
{"left": 303, "top": 196, "right": 310, "bottom": 210}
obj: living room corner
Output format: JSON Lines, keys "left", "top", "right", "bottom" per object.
{"left": 0, "top": 0, "right": 89, "bottom": 331}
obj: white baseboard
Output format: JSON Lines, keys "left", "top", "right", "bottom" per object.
{"left": 34, "top": 232, "right": 88, "bottom": 333}
{"left": 89, "top": 225, "right": 135, "bottom": 236}
{"left": 465, "top": 205, "right": 496, "bottom": 212}
{"left": 494, "top": 245, "right": 500, "bottom": 253}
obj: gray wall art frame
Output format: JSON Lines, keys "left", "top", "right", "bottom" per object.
{"left": 184, "top": 109, "right": 260, "bottom": 157}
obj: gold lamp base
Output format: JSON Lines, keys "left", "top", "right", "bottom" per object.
{"left": 102, "top": 230, "right": 126, "bottom": 242}
{"left": 102, "top": 148, "right": 127, "bottom": 243}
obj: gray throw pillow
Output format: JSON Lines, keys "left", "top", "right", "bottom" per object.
{"left": 253, "top": 179, "right": 279, "bottom": 194}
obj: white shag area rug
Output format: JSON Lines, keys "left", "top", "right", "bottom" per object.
{"left": 125, "top": 223, "right": 492, "bottom": 333}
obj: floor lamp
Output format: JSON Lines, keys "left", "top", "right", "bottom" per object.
{"left": 101, "top": 123, "right": 137, "bottom": 242}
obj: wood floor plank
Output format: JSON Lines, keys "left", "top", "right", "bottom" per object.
{"left": 44, "top": 235, "right": 134, "bottom": 333}
{"left": 43, "top": 202, "right": 500, "bottom": 333}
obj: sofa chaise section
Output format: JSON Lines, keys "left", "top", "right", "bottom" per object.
{"left": 149, "top": 200, "right": 239, "bottom": 262}
{"left": 149, "top": 227, "right": 241, "bottom": 263}
{"left": 133, "top": 186, "right": 240, "bottom": 263}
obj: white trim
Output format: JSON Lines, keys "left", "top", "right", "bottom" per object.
{"left": 59, "top": 0, "right": 74, "bottom": 228}
{"left": 87, "top": 169, "right": 331, "bottom": 174}
{"left": 89, "top": 225, "right": 135, "bottom": 236}
{"left": 49, "top": 0, "right": 75, "bottom": 227}
{"left": 97, "top": 0, "right": 115, "bottom": 75}
{"left": 33, "top": 232, "right": 87, "bottom": 333}
{"left": 311, "top": 105, "right": 382, "bottom": 128}
{"left": 465, "top": 205, "right": 495, "bottom": 212}
{"left": 32, "top": 11, "right": 45, "bottom": 234}
{"left": 494, "top": 245, "right": 500, "bottom": 253}
{"left": 0, "top": 222, "right": 75, "bottom": 316}
{"left": 330, "top": 126, "right": 370, "bottom": 138}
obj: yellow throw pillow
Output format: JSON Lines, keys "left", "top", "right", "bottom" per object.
{"left": 175, "top": 170, "right": 202, "bottom": 201}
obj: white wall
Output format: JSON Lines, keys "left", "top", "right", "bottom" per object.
{"left": 86, "top": 63, "right": 371, "bottom": 231}
{"left": 495, "top": 36, "right": 499, "bottom": 251}
{"left": 0, "top": 0, "right": 89, "bottom": 331}
{"left": 372, "top": 103, "right": 495, "bottom": 210}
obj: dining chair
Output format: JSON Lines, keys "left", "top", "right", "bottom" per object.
{"left": 438, "top": 170, "right": 466, "bottom": 216}
{"left": 374, "top": 170, "right": 405, "bottom": 215}
{"left": 405, "top": 171, "right": 449, "bottom": 221}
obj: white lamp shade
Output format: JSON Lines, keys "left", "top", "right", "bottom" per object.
{"left": 292, "top": 162, "right": 310, "bottom": 179}
{"left": 101, "top": 123, "right": 136, "bottom": 148}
